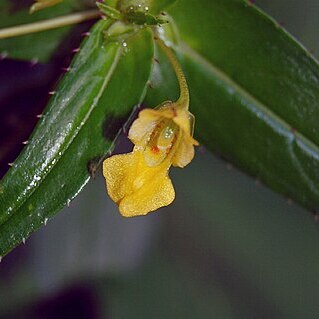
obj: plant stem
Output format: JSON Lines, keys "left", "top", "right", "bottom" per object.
{"left": 156, "top": 37, "right": 189, "bottom": 108}
{"left": 0, "top": 10, "right": 100, "bottom": 40}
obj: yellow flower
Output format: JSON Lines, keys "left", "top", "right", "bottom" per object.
{"left": 103, "top": 101, "right": 199, "bottom": 217}
{"left": 30, "top": 0, "right": 63, "bottom": 13}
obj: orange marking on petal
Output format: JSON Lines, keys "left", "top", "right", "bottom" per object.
{"left": 172, "top": 107, "right": 177, "bottom": 117}
{"left": 151, "top": 146, "right": 160, "bottom": 154}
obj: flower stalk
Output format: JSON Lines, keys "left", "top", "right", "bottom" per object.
{"left": 155, "top": 38, "right": 189, "bottom": 108}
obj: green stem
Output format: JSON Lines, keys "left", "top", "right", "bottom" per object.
{"left": 0, "top": 10, "right": 100, "bottom": 40}
{"left": 156, "top": 38, "right": 189, "bottom": 108}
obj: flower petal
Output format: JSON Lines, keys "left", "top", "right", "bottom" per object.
{"left": 172, "top": 108, "right": 193, "bottom": 134}
{"left": 119, "top": 169, "right": 175, "bottom": 217}
{"left": 103, "top": 153, "right": 135, "bottom": 204}
{"left": 172, "top": 133, "right": 196, "bottom": 168}
{"left": 103, "top": 150, "right": 175, "bottom": 217}
{"left": 128, "top": 109, "right": 161, "bottom": 145}
{"left": 128, "top": 105, "right": 177, "bottom": 146}
{"left": 172, "top": 109, "right": 199, "bottom": 147}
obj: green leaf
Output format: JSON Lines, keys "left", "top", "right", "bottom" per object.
{"left": 149, "top": 0, "right": 177, "bottom": 14}
{"left": 145, "top": 0, "right": 319, "bottom": 212}
{"left": 0, "top": 21, "right": 154, "bottom": 257}
{"left": 0, "top": 0, "right": 82, "bottom": 62}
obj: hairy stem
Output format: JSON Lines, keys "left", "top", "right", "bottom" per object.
{"left": 155, "top": 37, "right": 189, "bottom": 108}
{"left": 0, "top": 10, "right": 100, "bottom": 40}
